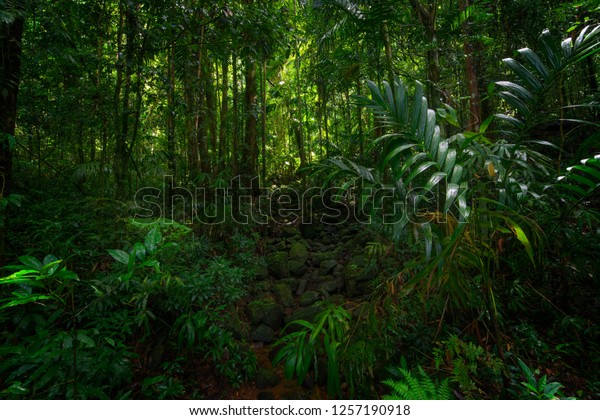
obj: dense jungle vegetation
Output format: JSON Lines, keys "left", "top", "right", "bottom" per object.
{"left": 1, "top": 0, "right": 599, "bottom": 400}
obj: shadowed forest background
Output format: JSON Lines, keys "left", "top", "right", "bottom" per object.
{"left": 1, "top": 0, "right": 599, "bottom": 399}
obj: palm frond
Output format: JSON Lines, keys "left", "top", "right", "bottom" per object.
{"left": 495, "top": 24, "right": 600, "bottom": 132}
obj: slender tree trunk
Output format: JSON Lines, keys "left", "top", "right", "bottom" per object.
{"left": 195, "top": 37, "right": 210, "bottom": 176}
{"left": 184, "top": 69, "right": 200, "bottom": 180}
{"left": 460, "top": 0, "right": 482, "bottom": 130}
{"left": 232, "top": 56, "right": 239, "bottom": 177}
{"left": 166, "top": 43, "right": 176, "bottom": 209}
{"left": 295, "top": 51, "right": 306, "bottom": 170}
{"left": 243, "top": 57, "right": 258, "bottom": 192}
{"left": 114, "top": 0, "right": 137, "bottom": 198}
{"left": 356, "top": 74, "right": 364, "bottom": 157}
{"left": 205, "top": 60, "right": 217, "bottom": 174}
{"left": 0, "top": 15, "right": 25, "bottom": 263}
{"left": 409, "top": 0, "right": 441, "bottom": 110}
{"left": 381, "top": 21, "right": 394, "bottom": 84}
{"left": 261, "top": 60, "right": 267, "bottom": 183}
{"left": 219, "top": 55, "right": 229, "bottom": 173}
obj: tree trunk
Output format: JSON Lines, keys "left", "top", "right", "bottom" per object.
{"left": 232, "top": 56, "right": 239, "bottom": 177}
{"left": 408, "top": 0, "right": 441, "bottom": 110}
{"left": 218, "top": 55, "right": 229, "bottom": 173}
{"left": 261, "top": 60, "right": 267, "bottom": 183}
{"left": 0, "top": 15, "right": 25, "bottom": 263}
{"left": 205, "top": 60, "right": 217, "bottom": 174}
{"left": 460, "top": 0, "right": 482, "bottom": 131}
{"left": 114, "top": 0, "right": 137, "bottom": 199}
{"left": 195, "top": 42, "right": 210, "bottom": 176}
{"left": 243, "top": 57, "right": 258, "bottom": 192}
{"left": 166, "top": 43, "right": 176, "bottom": 210}
{"left": 381, "top": 21, "right": 394, "bottom": 84}
{"left": 295, "top": 50, "right": 306, "bottom": 170}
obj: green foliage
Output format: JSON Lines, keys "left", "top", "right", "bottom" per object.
{"left": 0, "top": 218, "right": 259, "bottom": 398}
{"left": 382, "top": 365, "right": 453, "bottom": 400}
{"left": 0, "top": 254, "right": 136, "bottom": 398}
{"left": 512, "top": 358, "right": 567, "bottom": 400}
{"left": 433, "top": 335, "right": 505, "bottom": 398}
{"left": 0, "top": 254, "right": 77, "bottom": 309}
{"left": 3, "top": 0, "right": 599, "bottom": 401}
{"left": 171, "top": 308, "right": 256, "bottom": 388}
{"left": 0, "top": 325, "right": 135, "bottom": 399}
{"left": 496, "top": 25, "right": 600, "bottom": 131}
{"left": 554, "top": 155, "right": 600, "bottom": 204}
{"left": 273, "top": 304, "right": 351, "bottom": 398}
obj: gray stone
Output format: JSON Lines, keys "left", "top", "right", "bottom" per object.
{"left": 312, "top": 251, "right": 335, "bottom": 266}
{"left": 288, "top": 260, "right": 308, "bottom": 277}
{"left": 247, "top": 299, "right": 283, "bottom": 328}
{"left": 273, "top": 283, "right": 295, "bottom": 307}
{"left": 252, "top": 324, "right": 275, "bottom": 343}
{"left": 299, "top": 290, "right": 320, "bottom": 307}
{"left": 247, "top": 300, "right": 268, "bottom": 325}
{"left": 279, "top": 277, "right": 300, "bottom": 293}
{"left": 320, "top": 277, "right": 343, "bottom": 294}
{"left": 262, "top": 303, "right": 284, "bottom": 329}
{"left": 256, "top": 367, "right": 280, "bottom": 389}
{"left": 289, "top": 242, "right": 308, "bottom": 265}
{"left": 319, "top": 259, "right": 338, "bottom": 276}
{"left": 266, "top": 251, "right": 290, "bottom": 279}
{"left": 296, "top": 276, "right": 308, "bottom": 296}
{"left": 255, "top": 265, "right": 269, "bottom": 281}
{"left": 284, "top": 303, "right": 325, "bottom": 326}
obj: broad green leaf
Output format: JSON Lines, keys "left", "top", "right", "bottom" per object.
{"left": 77, "top": 333, "right": 96, "bottom": 348}
{"left": 144, "top": 227, "right": 162, "bottom": 253}
{"left": 538, "top": 29, "right": 560, "bottom": 70}
{"left": 0, "top": 294, "right": 53, "bottom": 309}
{"left": 568, "top": 173, "right": 598, "bottom": 189}
{"left": 518, "top": 47, "right": 549, "bottom": 79}
{"left": 0, "top": 269, "right": 40, "bottom": 285}
{"left": 17, "top": 256, "right": 42, "bottom": 271}
{"left": 498, "top": 91, "right": 531, "bottom": 116}
{"left": 444, "top": 183, "right": 460, "bottom": 213}
{"left": 398, "top": 152, "right": 428, "bottom": 180}
{"left": 495, "top": 81, "right": 534, "bottom": 102}
{"left": 424, "top": 172, "right": 446, "bottom": 192}
{"left": 506, "top": 219, "right": 534, "bottom": 263}
{"left": 133, "top": 242, "right": 146, "bottom": 261}
{"left": 450, "top": 164, "right": 464, "bottom": 184}
{"left": 406, "top": 161, "right": 437, "bottom": 184}
{"left": 502, "top": 58, "right": 542, "bottom": 90}
{"left": 108, "top": 249, "right": 130, "bottom": 265}
{"left": 54, "top": 269, "right": 79, "bottom": 280}
{"left": 380, "top": 143, "right": 415, "bottom": 169}
{"left": 494, "top": 113, "right": 524, "bottom": 128}
{"left": 443, "top": 149, "right": 457, "bottom": 174}
{"left": 42, "top": 254, "right": 58, "bottom": 267}
{"left": 561, "top": 37, "right": 573, "bottom": 59}
{"left": 40, "top": 260, "right": 61, "bottom": 277}
{"left": 436, "top": 140, "right": 449, "bottom": 166}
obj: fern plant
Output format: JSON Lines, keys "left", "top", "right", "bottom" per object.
{"left": 382, "top": 366, "right": 453, "bottom": 400}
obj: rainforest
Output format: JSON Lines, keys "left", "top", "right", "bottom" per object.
{"left": 1, "top": 0, "right": 599, "bottom": 400}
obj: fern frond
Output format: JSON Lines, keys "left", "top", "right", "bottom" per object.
{"left": 382, "top": 366, "right": 453, "bottom": 400}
